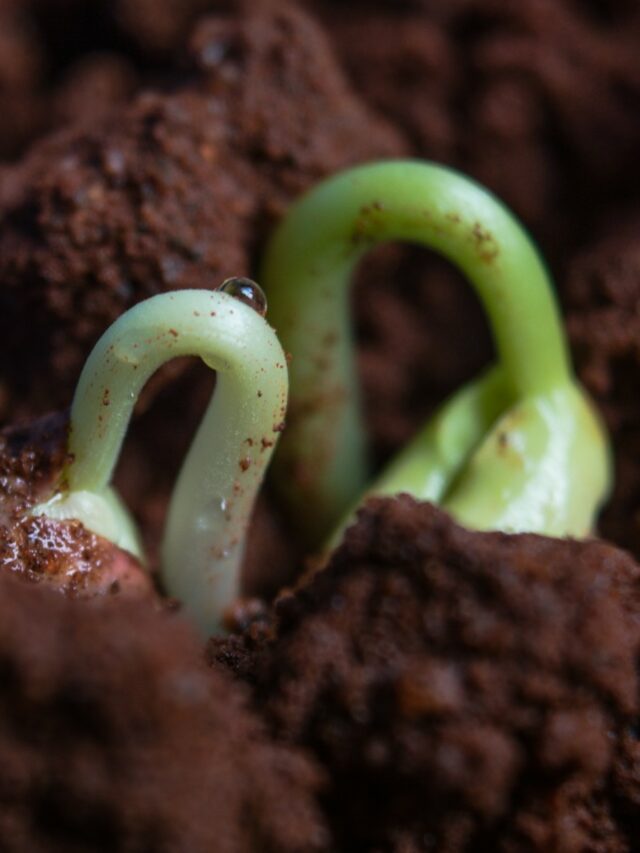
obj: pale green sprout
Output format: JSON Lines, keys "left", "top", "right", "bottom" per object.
{"left": 33, "top": 287, "right": 288, "bottom": 635}
{"left": 262, "top": 160, "right": 611, "bottom": 545}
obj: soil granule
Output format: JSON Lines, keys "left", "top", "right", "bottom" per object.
{"left": 216, "top": 496, "right": 640, "bottom": 852}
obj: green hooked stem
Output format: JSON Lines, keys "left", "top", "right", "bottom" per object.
{"left": 33, "top": 289, "right": 288, "bottom": 635}
{"left": 262, "top": 160, "right": 611, "bottom": 544}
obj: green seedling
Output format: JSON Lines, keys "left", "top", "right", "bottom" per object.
{"left": 33, "top": 283, "right": 288, "bottom": 635}
{"left": 262, "top": 160, "right": 611, "bottom": 544}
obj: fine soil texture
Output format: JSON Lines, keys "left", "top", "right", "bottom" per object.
{"left": 213, "top": 497, "right": 640, "bottom": 852}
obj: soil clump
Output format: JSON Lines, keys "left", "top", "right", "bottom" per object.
{"left": 214, "top": 497, "right": 640, "bottom": 852}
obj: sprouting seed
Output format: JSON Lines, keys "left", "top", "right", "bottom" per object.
{"left": 32, "top": 286, "right": 288, "bottom": 635}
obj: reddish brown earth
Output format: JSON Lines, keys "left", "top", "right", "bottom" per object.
{"left": 0, "top": 0, "right": 223, "bottom": 160}
{"left": 0, "top": 3, "right": 638, "bottom": 850}
{"left": 214, "top": 497, "right": 640, "bottom": 852}
{"left": 0, "top": 571, "right": 328, "bottom": 852}
{"left": 0, "top": 1, "right": 402, "bottom": 421}
{"left": 307, "top": 0, "right": 640, "bottom": 257}
{"left": 0, "top": 411, "right": 152, "bottom": 598}
{"left": 564, "top": 218, "right": 640, "bottom": 557}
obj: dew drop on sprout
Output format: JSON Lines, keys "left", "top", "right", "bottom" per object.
{"left": 218, "top": 277, "right": 267, "bottom": 317}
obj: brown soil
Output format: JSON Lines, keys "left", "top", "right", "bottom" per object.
{"left": 0, "top": 0, "right": 224, "bottom": 160}
{"left": 0, "top": 571, "right": 329, "bottom": 852}
{"left": 565, "top": 217, "right": 640, "bottom": 559}
{"left": 0, "top": 412, "right": 152, "bottom": 598}
{"left": 307, "top": 0, "right": 640, "bottom": 258}
{"left": 0, "top": 2, "right": 636, "bottom": 852}
{"left": 214, "top": 496, "right": 640, "bottom": 852}
{"left": 0, "top": 1, "right": 402, "bottom": 422}
{"left": 0, "top": 0, "right": 404, "bottom": 595}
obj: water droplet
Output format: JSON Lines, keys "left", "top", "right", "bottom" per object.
{"left": 218, "top": 277, "right": 267, "bottom": 317}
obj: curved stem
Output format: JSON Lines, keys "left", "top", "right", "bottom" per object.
{"left": 262, "top": 160, "right": 571, "bottom": 542}
{"left": 331, "top": 365, "right": 610, "bottom": 543}
{"left": 326, "top": 367, "right": 510, "bottom": 548}
{"left": 36, "top": 289, "right": 288, "bottom": 634}
{"left": 369, "top": 367, "right": 510, "bottom": 504}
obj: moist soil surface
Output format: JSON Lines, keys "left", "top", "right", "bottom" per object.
{"left": 212, "top": 497, "right": 640, "bottom": 852}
